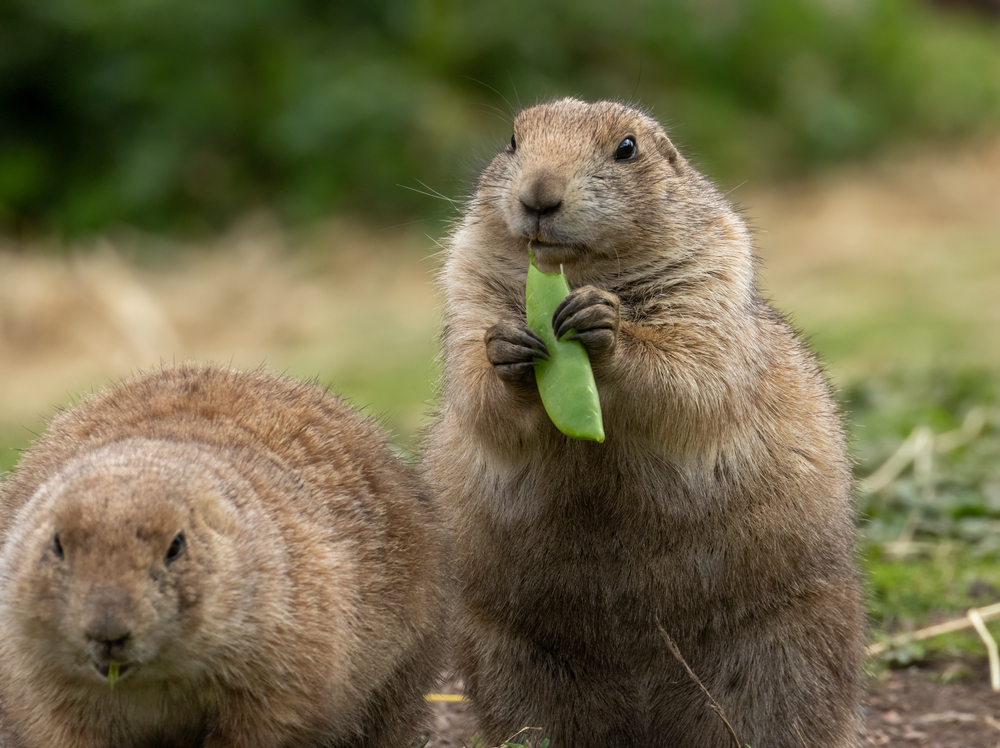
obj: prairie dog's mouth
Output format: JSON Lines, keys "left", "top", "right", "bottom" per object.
{"left": 93, "top": 660, "right": 132, "bottom": 681}
{"left": 529, "top": 237, "right": 587, "bottom": 251}
{"left": 528, "top": 240, "right": 587, "bottom": 268}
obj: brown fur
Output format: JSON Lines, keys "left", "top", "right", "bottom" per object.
{"left": 0, "top": 363, "right": 444, "bottom": 748}
{"left": 424, "top": 98, "right": 865, "bottom": 747}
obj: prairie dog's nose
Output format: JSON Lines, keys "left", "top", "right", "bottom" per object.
{"left": 85, "top": 615, "right": 132, "bottom": 662}
{"left": 85, "top": 615, "right": 132, "bottom": 648}
{"left": 84, "top": 592, "right": 134, "bottom": 653}
{"left": 518, "top": 169, "right": 567, "bottom": 216}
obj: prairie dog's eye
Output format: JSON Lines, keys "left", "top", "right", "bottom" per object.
{"left": 165, "top": 532, "right": 186, "bottom": 565}
{"left": 510, "top": 133, "right": 517, "bottom": 152}
{"left": 52, "top": 533, "right": 64, "bottom": 560}
{"left": 614, "top": 136, "right": 637, "bottom": 161}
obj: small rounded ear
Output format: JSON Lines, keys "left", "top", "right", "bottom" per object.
{"left": 198, "top": 492, "right": 239, "bottom": 535}
{"left": 654, "top": 132, "right": 684, "bottom": 171}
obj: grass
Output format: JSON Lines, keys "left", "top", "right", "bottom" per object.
{"left": 0, "top": 217, "right": 444, "bottom": 472}
{"left": 745, "top": 138, "right": 1000, "bottom": 664}
{"left": 848, "top": 369, "right": 1000, "bottom": 664}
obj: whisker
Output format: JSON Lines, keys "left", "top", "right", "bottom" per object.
{"left": 465, "top": 76, "right": 517, "bottom": 121}
{"left": 397, "top": 182, "right": 459, "bottom": 204}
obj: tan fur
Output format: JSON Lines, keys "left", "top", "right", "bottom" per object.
{"left": 0, "top": 363, "right": 444, "bottom": 748}
{"left": 424, "top": 98, "right": 865, "bottom": 747}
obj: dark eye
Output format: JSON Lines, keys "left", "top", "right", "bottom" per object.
{"left": 509, "top": 133, "right": 517, "bottom": 152}
{"left": 52, "top": 533, "right": 64, "bottom": 560}
{"left": 615, "top": 136, "right": 637, "bottom": 161}
{"left": 165, "top": 532, "right": 186, "bottom": 565}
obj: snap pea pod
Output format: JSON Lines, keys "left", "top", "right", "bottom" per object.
{"left": 525, "top": 250, "right": 605, "bottom": 442}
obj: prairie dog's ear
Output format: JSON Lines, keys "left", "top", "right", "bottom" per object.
{"left": 198, "top": 491, "right": 239, "bottom": 535}
{"left": 654, "top": 132, "right": 685, "bottom": 171}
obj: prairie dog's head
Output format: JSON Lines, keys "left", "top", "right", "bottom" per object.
{"left": 477, "top": 98, "right": 693, "bottom": 273}
{"left": 0, "top": 438, "right": 242, "bottom": 690}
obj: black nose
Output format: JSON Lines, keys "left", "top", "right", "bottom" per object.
{"left": 518, "top": 170, "right": 566, "bottom": 217}
{"left": 89, "top": 634, "right": 131, "bottom": 663}
{"left": 520, "top": 193, "right": 562, "bottom": 217}
{"left": 85, "top": 617, "right": 132, "bottom": 658}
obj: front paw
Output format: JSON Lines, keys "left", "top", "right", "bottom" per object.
{"left": 552, "top": 286, "right": 620, "bottom": 358}
{"left": 485, "top": 319, "right": 549, "bottom": 386}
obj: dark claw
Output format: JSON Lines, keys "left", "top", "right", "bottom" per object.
{"left": 550, "top": 287, "right": 620, "bottom": 358}
{"left": 493, "top": 361, "right": 540, "bottom": 384}
{"left": 485, "top": 320, "right": 550, "bottom": 387}
{"left": 488, "top": 337, "right": 549, "bottom": 366}
{"left": 505, "top": 328, "right": 549, "bottom": 361}
{"left": 552, "top": 287, "right": 619, "bottom": 340}
{"left": 485, "top": 322, "right": 549, "bottom": 363}
{"left": 564, "top": 328, "right": 614, "bottom": 347}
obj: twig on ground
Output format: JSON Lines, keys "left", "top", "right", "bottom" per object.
{"left": 656, "top": 621, "right": 742, "bottom": 748}
{"left": 868, "top": 601, "right": 1000, "bottom": 656}
{"left": 967, "top": 607, "right": 1000, "bottom": 692}
{"left": 915, "top": 711, "right": 979, "bottom": 724}
{"left": 498, "top": 726, "right": 544, "bottom": 748}
{"left": 858, "top": 408, "right": 990, "bottom": 495}
{"left": 983, "top": 714, "right": 1000, "bottom": 733}
{"left": 793, "top": 720, "right": 810, "bottom": 748}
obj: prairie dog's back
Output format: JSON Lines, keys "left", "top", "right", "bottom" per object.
{"left": 0, "top": 363, "right": 444, "bottom": 748}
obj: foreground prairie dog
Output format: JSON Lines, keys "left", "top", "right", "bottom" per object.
{"left": 0, "top": 363, "right": 444, "bottom": 748}
{"left": 424, "top": 98, "right": 865, "bottom": 747}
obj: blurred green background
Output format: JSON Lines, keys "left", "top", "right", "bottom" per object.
{"left": 2, "top": 0, "right": 1000, "bottom": 673}
{"left": 2, "top": 0, "right": 999, "bottom": 236}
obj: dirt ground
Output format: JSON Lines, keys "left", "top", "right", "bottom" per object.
{"left": 424, "top": 665, "right": 1000, "bottom": 747}
{"left": 864, "top": 664, "right": 1000, "bottom": 748}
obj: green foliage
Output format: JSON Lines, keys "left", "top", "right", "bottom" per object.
{"left": 849, "top": 370, "right": 1000, "bottom": 558}
{"left": 2, "top": 0, "right": 999, "bottom": 236}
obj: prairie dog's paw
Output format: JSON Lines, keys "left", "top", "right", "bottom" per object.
{"left": 485, "top": 319, "right": 549, "bottom": 386}
{"left": 553, "top": 286, "right": 620, "bottom": 358}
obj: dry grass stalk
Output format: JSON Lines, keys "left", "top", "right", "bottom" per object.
{"left": 868, "top": 601, "right": 1000, "bottom": 656}
{"left": 858, "top": 408, "right": 989, "bottom": 496}
{"left": 656, "top": 622, "right": 742, "bottom": 748}
{"left": 496, "top": 726, "right": 544, "bottom": 748}
{"left": 794, "top": 720, "right": 810, "bottom": 748}
{"left": 967, "top": 607, "right": 1000, "bottom": 692}
{"left": 983, "top": 714, "right": 1000, "bottom": 733}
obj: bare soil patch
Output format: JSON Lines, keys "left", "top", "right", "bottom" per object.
{"left": 864, "top": 664, "right": 1000, "bottom": 748}
{"left": 423, "top": 666, "right": 1000, "bottom": 747}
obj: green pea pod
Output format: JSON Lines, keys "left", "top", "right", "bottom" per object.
{"left": 525, "top": 250, "right": 605, "bottom": 442}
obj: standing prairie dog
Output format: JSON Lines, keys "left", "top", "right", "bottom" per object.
{"left": 0, "top": 363, "right": 444, "bottom": 748}
{"left": 424, "top": 98, "right": 865, "bottom": 747}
